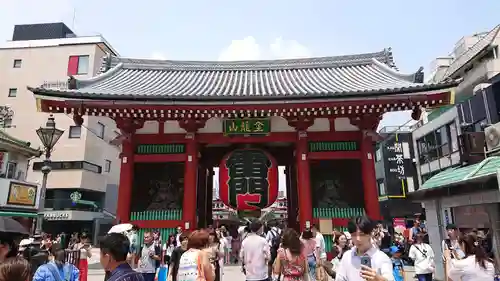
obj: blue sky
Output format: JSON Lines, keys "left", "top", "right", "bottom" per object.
{"left": 1, "top": 0, "right": 499, "bottom": 128}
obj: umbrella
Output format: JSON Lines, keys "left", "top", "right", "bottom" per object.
{"left": 0, "top": 217, "right": 29, "bottom": 236}
{"left": 108, "top": 223, "right": 133, "bottom": 234}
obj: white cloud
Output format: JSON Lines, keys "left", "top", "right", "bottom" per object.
{"left": 218, "top": 36, "right": 262, "bottom": 61}
{"left": 218, "top": 36, "right": 310, "bottom": 61}
{"left": 270, "top": 37, "right": 311, "bottom": 59}
{"left": 150, "top": 52, "right": 167, "bottom": 60}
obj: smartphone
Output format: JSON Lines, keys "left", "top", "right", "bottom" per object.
{"left": 360, "top": 256, "right": 371, "bottom": 268}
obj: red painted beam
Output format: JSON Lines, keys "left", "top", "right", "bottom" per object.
{"left": 131, "top": 220, "right": 182, "bottom": 229}
{"left": 134, "top": 154, "right": 185, "bottom": 163}
{"left": 309, "top": 151, "right": 361, "bottom": 160}
{"left": 40, "top": 91, "right": 452, "bottom": 113}
{"left": 134, "top": 131, "right": 362, "bottom": 144}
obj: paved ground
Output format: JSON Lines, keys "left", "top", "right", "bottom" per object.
{"left": 88, "top": 264, "right": 418, "bottom": 281}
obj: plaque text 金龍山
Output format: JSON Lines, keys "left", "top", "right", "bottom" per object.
{"left": 223, "top": 119, "right": 270, "bottom": 135}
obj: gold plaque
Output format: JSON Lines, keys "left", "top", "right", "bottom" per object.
{"left": 7, "top": 182, "right": 38, "bottom": 207}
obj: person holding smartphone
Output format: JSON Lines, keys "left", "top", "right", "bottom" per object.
{"left": 335, "top": 216, "right": 394, "bottom": 281}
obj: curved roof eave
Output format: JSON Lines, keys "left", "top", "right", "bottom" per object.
{"left": 30, "top": 81, "right": 458, "bottom": 104}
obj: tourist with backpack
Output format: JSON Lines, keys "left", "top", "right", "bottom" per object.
{"left": 266, "top": 224, "right": 282, "bottom": 277}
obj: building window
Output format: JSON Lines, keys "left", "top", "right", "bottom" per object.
{"left": 8, "top": 88, "right": 17, "bottom": 97}
{"left": 449, "top": 122, "right": 459, "bottom": 152}
{"left": 96, "top": 122, "right": 105, "bottom": 139}
{"left": 378, "top": 181, "right": 386, "bottom": 196}
{"left": 33, "top": 161, "right": 102, "bottom": 173}
{"left": 104, "top": 160, "right": 111, "bottom": 173}
{"left": 473, "top": 118, "right": 487, "bottom": 132}
{"left": 67, "top": 55, "right": 90, "bottom": 75}
{"left": 69, "top": 126, "right": 82, "bottom": 138}
{"left": 417, "top": 124, "right": 455, "bottom": 163}
{"left": 375, "top": 148, "right": 382, "bottom": 162}
{"left": 12, "top": 59, "right": 22, "bottom": 68}
{"left": 6, "top": 162, "right": 17, "bottom": 179}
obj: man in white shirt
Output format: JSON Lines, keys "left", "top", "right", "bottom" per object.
{"left": 265, "top": 224, "right": 281, "bottom": 246}
{"left": 240, "top": 220, "right": 270, "bottom": 281}
{"left": 335, "top": 216, "right": 394, "bottom": 281}
{"left": 311, "top": 224, "right": 327, "bottom": 260}
{"left": 175, "top": 226, "right": 182, "bottom": 245}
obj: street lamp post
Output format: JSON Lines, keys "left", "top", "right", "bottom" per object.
{"left": 34, "top": 114, "right": 64, "bottom": 234}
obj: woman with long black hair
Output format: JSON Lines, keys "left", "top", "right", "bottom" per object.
{"left": 163, "top": 234, "right": 177, "bottom": 266}
{"left": 446, "top": 231, "right": 494, "bottom": 281}
{"left": 33, "top": 243, "right": 80, "bottom": 281}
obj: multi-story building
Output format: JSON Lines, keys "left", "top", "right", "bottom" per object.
{"left": 0, "top": 129, "right": 42, "bottom": 232}
{"left": 0, "top": 23, "right": 120, "bottom": 236}
{"left": 413, "top": 25, "right": 500, "bottom": 188}
{"left": 375, "top": 126, "right": 421, "bottom": 220}
{"left": 408, "top": 25, "right": 500, "bottom": 280}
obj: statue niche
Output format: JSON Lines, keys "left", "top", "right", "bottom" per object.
{"left": 310, "top": 160, "right": 364, "bottom": 208}
{"left": 132, "top": 162, "right": 184, "bottom": 211}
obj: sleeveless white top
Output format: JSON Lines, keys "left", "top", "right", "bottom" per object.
{"left": 177, "top": 249, "right": 202, "bottom": 281}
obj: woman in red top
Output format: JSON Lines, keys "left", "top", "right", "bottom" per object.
{"left": 273, "top": 229, "right": 308, "bottom": 281}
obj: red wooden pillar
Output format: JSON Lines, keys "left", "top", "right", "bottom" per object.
{"left": 117, "top": 134, "right": 135, "bottom": 223}
{"left": 183, "top": 133, "right": 198, "bottom": 230}
{"left": 295, "top": 131, "right": 313, "bottom": 230}
{"left": 115, "top": 119, "right": 144, "bottom": 223}
{"left": 360, "top": 132, "right": 381, "bottom": 220}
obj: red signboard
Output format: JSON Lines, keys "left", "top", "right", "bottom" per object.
{"left": 219, "top": 148, "right": 278, "bottom": 211}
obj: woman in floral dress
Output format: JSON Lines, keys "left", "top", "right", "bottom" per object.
{"left": 273, "top": 229, "right": 308, "bottom": 281}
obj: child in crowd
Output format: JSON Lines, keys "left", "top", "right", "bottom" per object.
{"left": 390, "top": 246, "right": 406, "bottom": 281}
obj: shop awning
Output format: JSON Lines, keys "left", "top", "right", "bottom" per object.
{"left": 417, "top": 156, "right": 500, "bottom": 192}
{"left": 0, "top": 211, "right": 38, "bottom": 218}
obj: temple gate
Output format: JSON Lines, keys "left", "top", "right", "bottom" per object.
{"left": 30, "top": 49, "right": 457, "bottom": 242}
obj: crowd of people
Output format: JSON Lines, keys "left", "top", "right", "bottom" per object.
{"left": 104, "top": 216, "right": 497, "bottom": 281}
{"left": 0, "top": 216, "right": 497, "bottom": 281}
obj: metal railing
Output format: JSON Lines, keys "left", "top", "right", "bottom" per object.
{"left": 44, "top": 199, "right": 102, "bottom": 212}
{"left": 65, "top": 249, "right": 81, "bottom": 266}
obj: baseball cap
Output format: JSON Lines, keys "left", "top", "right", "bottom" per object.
{"left": 390, "top": 246, "right": 402, "bottom": 255}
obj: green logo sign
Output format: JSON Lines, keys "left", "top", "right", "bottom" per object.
{"left": 70, "top": 191, "right": 82, "bottom": 203}
{"left": 223, "top": 119, "right": 270, "bottom": 135}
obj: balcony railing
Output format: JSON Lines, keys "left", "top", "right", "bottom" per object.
{"left": 41, "top": 80, "right": 70, "bottom": 89}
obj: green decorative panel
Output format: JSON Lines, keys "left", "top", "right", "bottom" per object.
{"left": 138, "top": 228, "right": 177, "bottom": 244}
{"left": 223, "top": 119, "right": 270, "bottom": 135}
{"left": 308, "top": 141, "right": 358, "bottom": 152}
{"left": 313, "top": 207, "right": 365, "bottom": 218}
{"left": 136, "top": 144, "right": 185, "bottom": 154}
{"left": 324, "top": 234, "right": 333, "bottom": 252}
{"left": 130, "top": 210, "right": 182, "bottom": 221}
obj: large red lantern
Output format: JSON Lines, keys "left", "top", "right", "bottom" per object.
{"left": 219, "top": 148, "right": 278, "bottom": 211}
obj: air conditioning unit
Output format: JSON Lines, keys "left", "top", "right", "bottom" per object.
{"left": 459, "top": 132, "right": 485, "bottom": 164}
{"left": 485, "top": 123, "right": 500, "bottom": 154}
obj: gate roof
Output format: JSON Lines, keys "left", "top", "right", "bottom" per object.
{"left": 30, "top": 48, "right": 458, "bottom": 103}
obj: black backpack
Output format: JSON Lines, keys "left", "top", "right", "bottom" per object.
{"left": 270, "top": 229, "right": 282, "bottom": 261}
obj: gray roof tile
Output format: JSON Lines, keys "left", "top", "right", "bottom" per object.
{"left": 31, "top": 49, "right": 458, "bottom": 102}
